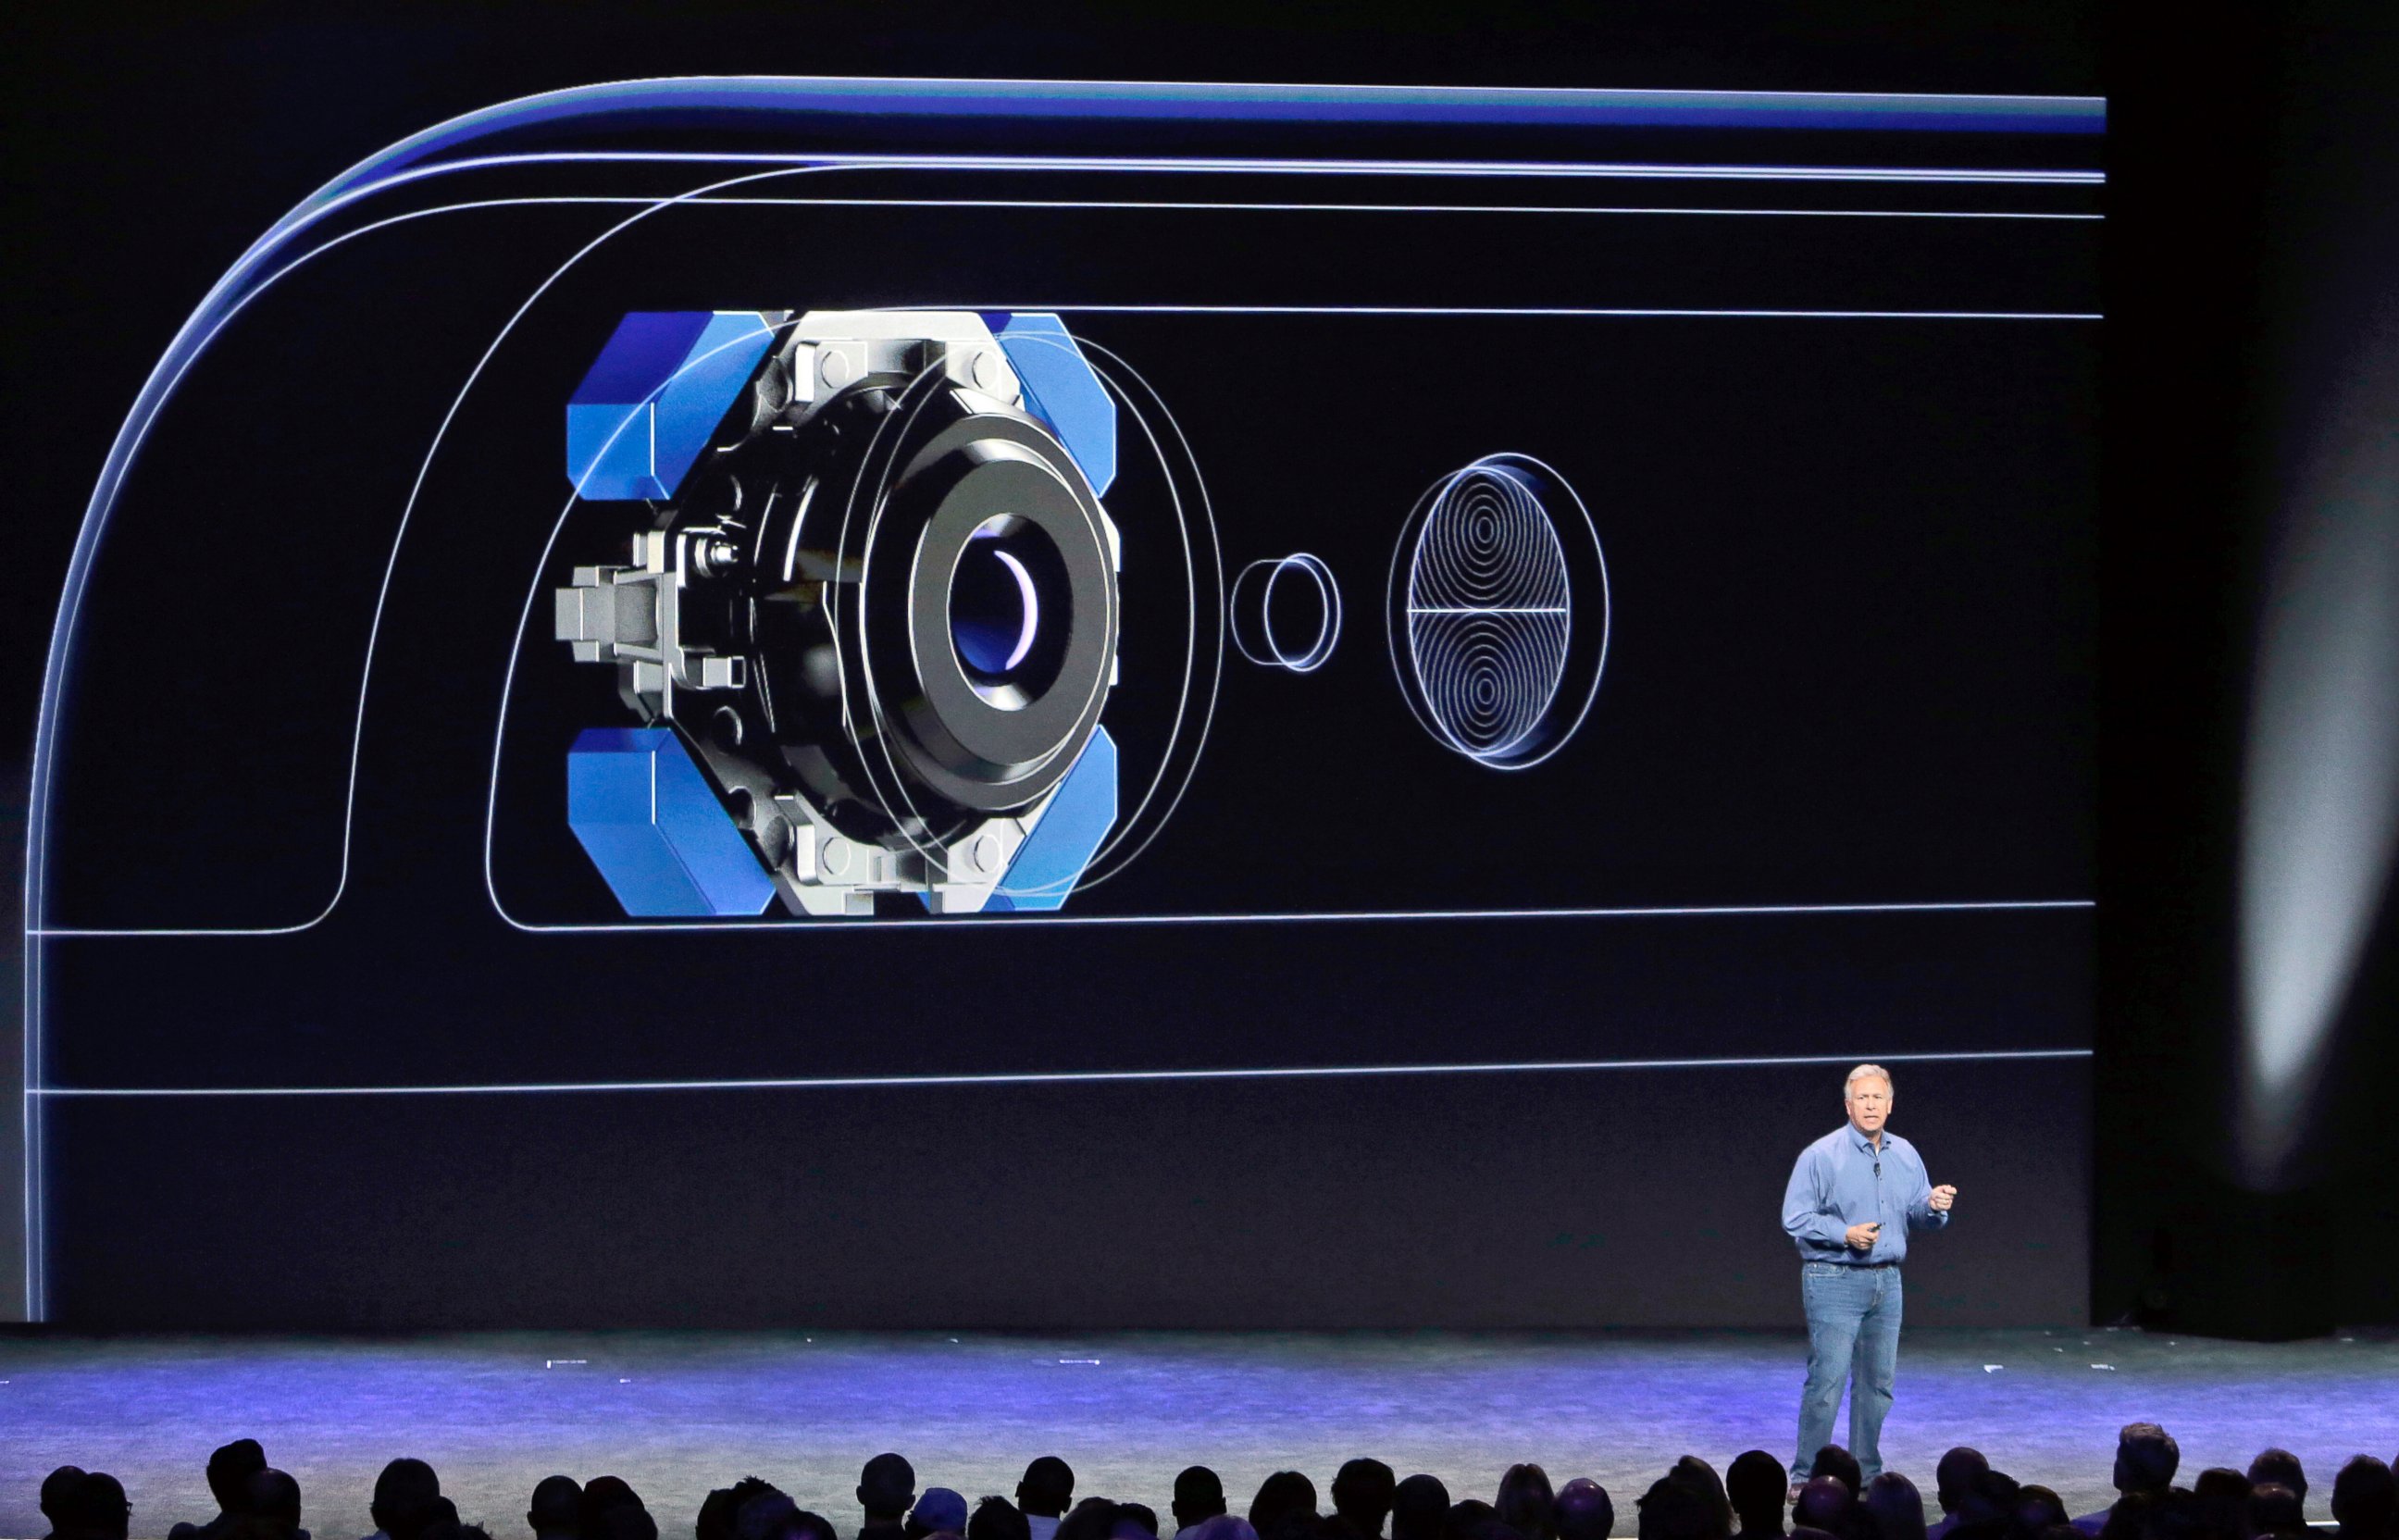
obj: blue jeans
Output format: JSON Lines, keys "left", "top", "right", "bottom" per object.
{"left": 1793, "top": 1261, "right": 1904, "bottom": 1483}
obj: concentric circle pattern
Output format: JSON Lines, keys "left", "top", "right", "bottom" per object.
{"left": 1405, "top": 463, "right": 1572, "bottom": 763}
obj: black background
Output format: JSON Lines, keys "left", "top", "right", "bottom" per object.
{"left": 7, "top": 0, "right": 2392, "bottom": 1333}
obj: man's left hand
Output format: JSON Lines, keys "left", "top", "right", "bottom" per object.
{"left": 1928, "top": 1184, "right": 1958, "bottom": 1212}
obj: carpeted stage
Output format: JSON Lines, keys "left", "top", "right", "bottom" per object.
{"left": 6, "top": 1329, "right": 2394, "bottom": 1539}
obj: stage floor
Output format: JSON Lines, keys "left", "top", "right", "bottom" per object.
{"left": 5, "top": 1329, "right": 2394, "bottom": 1540}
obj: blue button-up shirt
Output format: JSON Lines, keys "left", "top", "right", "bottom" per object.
{"left": 1782, "top": 1123, "right": 1949, "bottom": 1264}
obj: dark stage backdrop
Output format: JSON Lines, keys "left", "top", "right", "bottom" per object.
{"left": 6, "top": 5, "right": 2098, "bottom": 1329}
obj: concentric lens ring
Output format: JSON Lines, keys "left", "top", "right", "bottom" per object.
{"left": 1387, "top": 453, "right": 1609, "bottom": 771}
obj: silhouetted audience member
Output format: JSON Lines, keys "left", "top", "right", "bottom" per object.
{"left": 1497, "top": 1467, "right": 1557, "bottom": 1540}
{"left": 859, "top": 1458, "right": 918, "bottom": 1540}
{"left": 2011, "top": 1487, "right": 2066, "bottom": 1540}
{"left": 529, "top": 1478, "right": 582, "bottom": 1540}
{"left": 911, "top": 1492, "right": 970, "bottom": 1540}
{"left": 1020, "top": 1462, "right": 1076, "bottom": 1540}
{"left": 1667, "top": 1459, "right": 1731, "bottom": 1540}
{"left": 1446, "top": 1501, "right": 1498, "bottom": 1540}
{"left": 42, "top": 1468, "right": 89, "bottom": 1540}
{"left": 1175, "top": 1472, "right": 1230, "bottom": 1540}
{"left": 1727, "top": 1453, "right": 1786, "bottom": 1539}
{"left": 169, "top": 1441, "right": 269, "bottom": 1540}
{"left": 735, "top": 1482, "right": 806, "bottom": 1540}
{"left": 2189, "top": 1469, "right": 2250, "bottom": 1540}
{"left": 1635, "top": 1474, "right": 1726, "bottom": 1540}
{"left": 973, "top": 1500, "right": 1034, "bottom": 1540}
{"left": 1867, "top": 1473, "right": 1927, "bottom": 1540}
{"left": 1553, "top": 1482, "right": 1612, "bottom": 1540}
{"left": 1391, "top": 1479, "right": 1451, "bottom": 1540}
{"left": 1251, "top": 1474, "right": 1320, "bottom": 1540}
{"left": 1120, "top": 1507, "right": 1161, "bottom": 1539}
{"left": 60, "top": 1472, "right": 132, "bottom": 1540}
{"left": 1956, "top": 1470, "right": 2025, "bottom": 1540}
{"left": 234, "top": 1469, "right": 306, "bottom": 1540}
{"left": 2245, "top": 1454, "right": 2303, "bottom": 1510}
{"left": 581, "top": 1481, "right": 650, "bottom": 1533}
{"left": 1187, "top": 1520, "right": 1260, "bottom": 1540}
{"left": 2075, "top": 1425, "right": 2180, "bottom": 1534}
{"left": 2329, "top": 1458, "right": 2395, "bottom": 1540}
{"left": 1056, "top": 1498, "right": 1126, "bottom": 1540}
{"left": 796, "top": 1515, "right": 840, "bottom": 1540}
{"left": 364, "top": 1461, "right": 443, "bottom": 1540}
{"left": 1809, "top": 1451, "right": 1863, "bottom": 1504}
{"left": 1791, "top": 1480, "right": 1852, "bottom": 1540}
{"left": 1331, "top": 1461, "right": 1398, "bottom": 1540}
{"left": 1930, "top": 1451, "right": 1991, "bottom": 1540}
{"left": 2245, "top": 1484, "right": 2301, "bottom": 1540}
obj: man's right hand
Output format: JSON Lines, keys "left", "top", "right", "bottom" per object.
{"left": 1845, "top": 1222, "right": 1881, "bottom": 1251}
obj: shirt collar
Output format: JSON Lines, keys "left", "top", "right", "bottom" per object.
{"left": 1846, "top": 1124, "right": 1883, "bottom": 1152}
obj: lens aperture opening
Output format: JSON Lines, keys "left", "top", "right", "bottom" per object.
{"left": 950, "top": 514, "right": 1071, "bottom": 710}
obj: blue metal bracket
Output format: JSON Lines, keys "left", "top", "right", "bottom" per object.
{"left": 566, "top": 311, "right": 776, "bottom": 502}
{"left": 988, "top": 727, "right": 1119, "bottom": 913}
{"left": 566, "top": 727, "right": 777, "bottom": 916}
{"left": 987, "top": 313, "right": 1117, "bottom": 497}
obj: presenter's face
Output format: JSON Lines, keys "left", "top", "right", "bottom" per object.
{"left": 1846, "top": 1076, "right": 1892, "bottom": 1135}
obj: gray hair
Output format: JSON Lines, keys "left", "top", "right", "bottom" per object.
{"left": 1846, "top": 1063, "right": 1894, "bottom": 1096}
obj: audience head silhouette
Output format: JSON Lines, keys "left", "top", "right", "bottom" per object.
{"left": 62, "top": 1472, "right": 132, "bottom": 1540}
{"left": 1792, "top": 1479, "right": 1851, "bottom": 1537}
{"left": 1249, "top": 1473, "right": 1319, "bottom": 1540}
{"left": 1018, "top": 1462, "right": 1075, "bottom": 1523}
{"left": 1390, "top": 1478, "right": 1450, "bottom": 1540}
{"left": 528, "top": 1477, "right": 582, "bottom": 1540}
{"left": 2330, "top": 1456, "right": 2395, "bottom": 1540}
{"left": 971, "top": 1499, "right": 1033, "bottom": 1540}
{"left": 1863, "top": 1474, "right": 1923, "bottom": 1540}
{"left": 2246, "top": 1451, "right": 2304, "bottom": 1505}
{"left": 1335, "top": 1460, "right": 1398, "bottom": 1539}
{"left": 2112, "top": 1426, "right": 2180, "bottom": 1497}
{"left": 1635, "top": 1472, "right": 1724, "bottom": 1540}
{"left": 1054, "top": 1498, "right": 1125, "bottom": 1540}
{"left": 860, "top": 1458, "right": 918, "bottom": 1527}
{"left": 370, "top": 1460, "right": 442, "bottom": 1540}
{"left": 1725, "top": 1453, "right": 1785, "bottom": 1538}
{"left": 42, "top": 1467, "right": 89, "bottom": 1539}
{"left": 1495, "top": 1467, "right": 1555, "bottom": 1540}
{"left": 1175, "top": 1471, "right": 1229, "bottom": 1534}
{"left": 1552, "top": 1481, "right": 1612, "bottom": 1540}
{"left": 1808, "top": 1449, "right": 1862, "bottom": 1502}
{"left": 1934, "top": 1450, "right": 1990, "bottom": 1520}
{"left": 206, "top": 1444, "right": 267, "bottom": 1521}
{"left": 911, "top": 1490, "right": 971, "bottom": 1540}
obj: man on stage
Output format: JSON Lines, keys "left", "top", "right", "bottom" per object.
{"left": 1783, "top": 1063, "right": 1958, "bottom": 1484}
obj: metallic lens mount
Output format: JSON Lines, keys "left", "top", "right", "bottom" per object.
{"left": 557, "top": 310, "right": 1123, "bottom": 917}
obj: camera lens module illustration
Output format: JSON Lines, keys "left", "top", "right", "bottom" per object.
{"left": 553, "top": 309, "right": 1126, "bottom": 917}
{"left": 541, "top": 304, "right": 1615, "bottom": 924}
{"left": 1387, "top": 454, "right": 1609, "bottom": 771}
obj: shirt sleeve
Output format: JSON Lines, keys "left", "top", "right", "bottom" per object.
{"left": 1904, "top": 1145, "right": 1951, "bottom": 1229}
{"left": 1783, "top": 1145, "right": 1850, "bottom": 1247}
